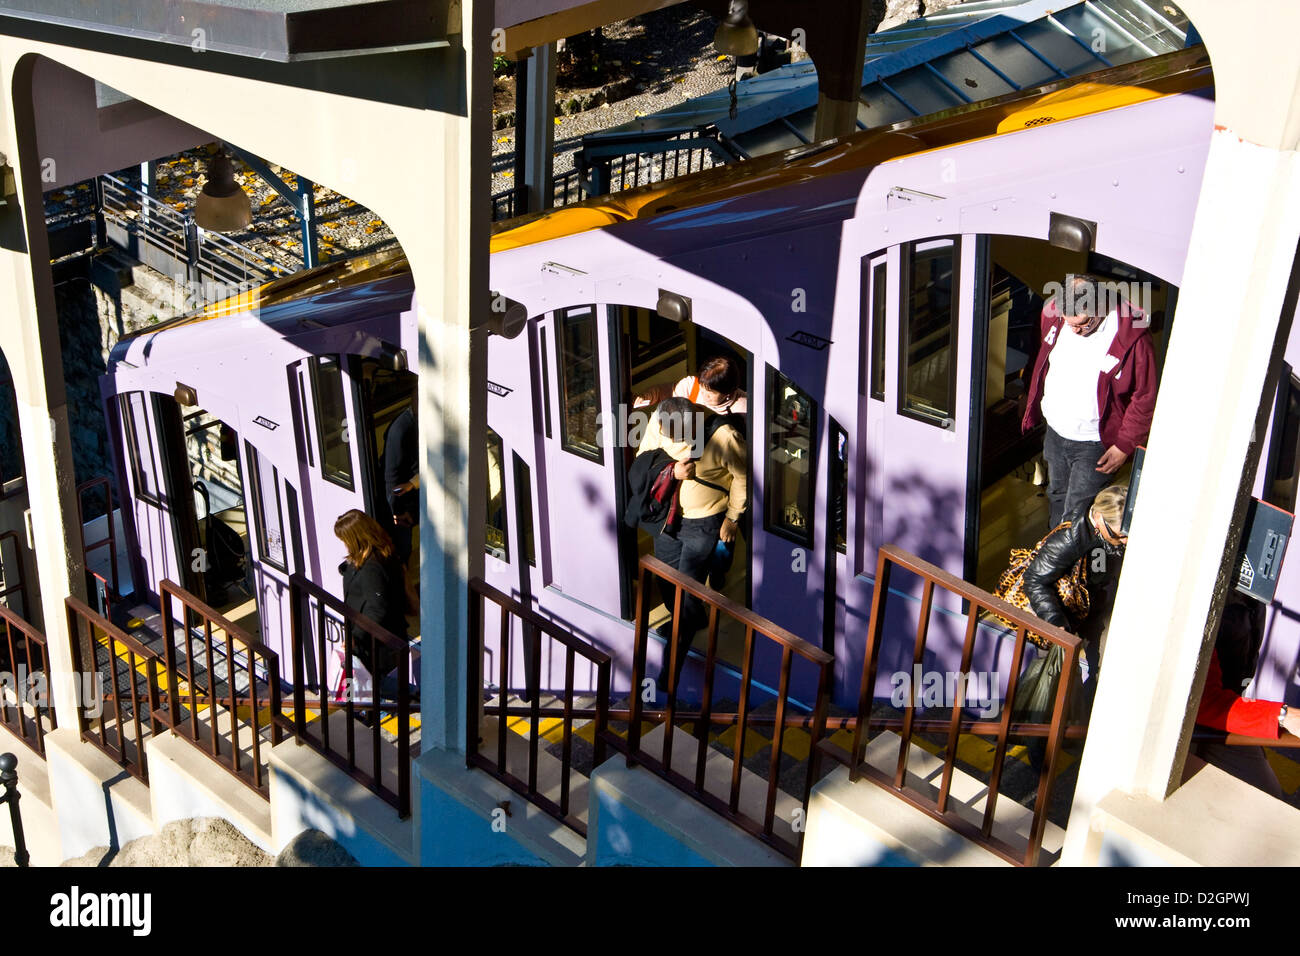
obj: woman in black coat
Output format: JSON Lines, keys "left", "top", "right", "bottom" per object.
{"left": 1015, "top": 484, "right": 1129, "bottom": 720}
{"left": 1022, "top": 483, "right": 1129, "bottom": 637}
{"left": 334, "top": 509, "right": 411, "bottom": 694}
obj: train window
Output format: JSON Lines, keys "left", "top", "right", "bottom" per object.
{"left": 0, "top": 351, "right": 24, "bottom": 492}
{"left": 1264, "top": 371, "right": 1300, "bottom": 512}
{"left": 245, "top": 443, "right": 287, "bottom": 572}
{"left": 486, "top": 428, "right": 508, "bottom": 561}
{"left": 121, "top": 391, "right": 161, "bottom": 504}
{"left": 514, "top": 454, "right": 536, "bottom": 567}
{"left": 863, "top": 257, "right": 886, "bottom": 401}
{"left": 831, "top": 422, "right": 848, "bottom": 554}
{"left": 311, "top": 355, "right": 355, "bottom": 490}
{"left": 539, "top": 327, "right": 553, "bottom": 439}
{"left": 900, "top": 239, "right": 958, "bottom": 427}
{"left": 766, "top": 367, "right": 816, "bottom": 546}
{"left": 555, "top": 306, "right": 603, "bottom": 463}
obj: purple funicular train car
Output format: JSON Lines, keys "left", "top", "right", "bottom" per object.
{"left": 101, "top": 46, "right": 1300, "bottom": 741}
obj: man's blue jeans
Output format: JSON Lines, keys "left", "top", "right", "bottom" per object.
{"left": 1043, "top": 425, "right": 1113, "bottom": 528}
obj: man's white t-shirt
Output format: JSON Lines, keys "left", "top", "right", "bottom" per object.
{"left": 1040, "top": 309, "right": 1119, "bottom": 442}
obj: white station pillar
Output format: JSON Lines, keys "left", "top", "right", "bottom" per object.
{"left": 1061, "top": 0, "right": 1300, "bottom": 863}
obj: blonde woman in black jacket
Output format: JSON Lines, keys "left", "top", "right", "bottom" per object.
{"left": 1022, "top": 484, "right": 1129, "bottom": 634}
{"left": 1015, "top": 485, "right": 1129, "bottom": 719}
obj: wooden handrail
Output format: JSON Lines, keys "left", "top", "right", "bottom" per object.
{"left": 876, "top": 544, "right": 1080, "bottom": 651}
{"left": 287, "top": 573, "right": 413, "bottom": 818}
{"left": 467, "top": 577, "right": 612, "bottom": 836}
{"left": 638, "top": 554, "right": 833, "bottom": 664}
{"left": 850, "top": 545, "right": 1080, "bottom": 867}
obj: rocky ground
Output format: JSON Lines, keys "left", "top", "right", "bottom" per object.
{"left": 0, "top": 819, "right": 359, "bottom": 867}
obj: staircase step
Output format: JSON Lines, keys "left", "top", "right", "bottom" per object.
{"left": 637, "top": 720, "right": 803, "bottom": 848}
{"left": 860, "top": 730, "right": 1065, "bottom": 863}
{"left": 479, "top": 715, "right": 590, "bottom": 830}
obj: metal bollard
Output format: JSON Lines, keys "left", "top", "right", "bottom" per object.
{"left": 0, "top": 753, "right": 29, "bottom": 867}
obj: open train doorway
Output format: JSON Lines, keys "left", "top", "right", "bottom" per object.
{"left": 354, "top": 358, "right": 419, "bottom": 637}
{"left": 616, "top": 305, "right": 754, "bottom": 658}
{"left": 970, "top": 235, "right": 1178, "bottom": 591}
{"left": 177, "top": 408, "right": 258, "bottom": 633}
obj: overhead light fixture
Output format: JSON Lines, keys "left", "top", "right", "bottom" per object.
{"left": 195, "top": 150, "right": 251, "bottom": 232}
{"left": 714, "top": 0, "right": 759, "bottom": 57}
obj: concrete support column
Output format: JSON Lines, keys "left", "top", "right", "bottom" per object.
{"left": 1, "top": 60, "right": 88, "bottom": 724}
{"left": 1059, "top": 0, "right": 1300, "bottom": 864}
{"left": 416, "top": 0, "right": 491, "bottom": 754}
{"left": 808, "top": 0, "right": 869, "bottom": 142}
{"left": 1060, "top": 131, "right": 1300, "bottom": 864}
{"left": 522, "top": 42, "right": 556, "bottom": 213}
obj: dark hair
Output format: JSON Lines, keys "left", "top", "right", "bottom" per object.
{"left": 334, "top": 509, "right": 394, "bottom": 567}
{"left": 697, "top": 356, "right": 739, "bottom": 396}
{"left": 656, "top": 396, "right": 696, "bottom": 443}
{"left": 1061, "top": 274, "right": 1098, "bottom": 318}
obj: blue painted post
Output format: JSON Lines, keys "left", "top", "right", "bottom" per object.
{"left": 298, "top": 178, "right": 318, "bottom": 269}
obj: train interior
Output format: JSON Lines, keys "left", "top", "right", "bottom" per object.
{"left": 353, "top": 358, "right": 421, "bottom": 637}
{"left": 618, "top": 306, "right": 754, "bottom": 671}
{"left": 972, "top": 235, "right": 1178, "bottom": 592}
{"left": 180, "top": 409, "right": 257, "bottom": 632}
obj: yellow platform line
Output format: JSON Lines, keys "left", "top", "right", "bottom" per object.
{"left": 97, "top": 632, "right": 424, "bottom": 737}
{"left": 1264, "top": 748, "right": 1300, "bottom": 795}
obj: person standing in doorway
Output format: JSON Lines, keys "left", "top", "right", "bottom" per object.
{"left": 636, "top": 396, "right": 748, "bottom": 696}
{"left": 1021, "top": 273, "right": 1158, "bottom": 527}
{"left": 384, "top": 402, "right": 418, "bottom": 567}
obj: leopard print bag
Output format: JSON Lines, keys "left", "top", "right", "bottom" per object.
{"left": 990, "top": 521, "right": 1090, "bottom": 649}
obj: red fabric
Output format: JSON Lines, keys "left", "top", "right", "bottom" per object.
{"left": 1021, "top": 297, "right": 1158, "bottom": 456}
{"left": 1195, "top": 650, "right": 1282, "bottom": 739}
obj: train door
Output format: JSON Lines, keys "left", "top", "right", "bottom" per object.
{"left": 613, "top": 306, "right": 753, "bottom": 619}
{"left": 117, "top": 390, "right": 193, "bottom": 600}
{"left": 242, "top": 438, "right": 303, "bottom": 681}
{"left": 969, "top": 237, "right": 1178, "bottom": 590}
{"left": 352, "top": 357, "right": 419, "bottom": 601}
{"left": 536, "top": 304, "right": 624, "bottom": 613}
{"left": 870, "top": 237, "right": 978, "bottom": 587}
{"left": 291, "top": 355, "right": 370, "bottom": 583}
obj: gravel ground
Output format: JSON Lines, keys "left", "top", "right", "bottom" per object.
{"left": 491, "top": 0, "right": 975, "bottom": 205}
{"left": 491, "top": 7, "right": 737, "bottom": 199}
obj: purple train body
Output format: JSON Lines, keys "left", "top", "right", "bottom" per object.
{"left": 101, "top": 50, "right": 1299, "bottom": 722}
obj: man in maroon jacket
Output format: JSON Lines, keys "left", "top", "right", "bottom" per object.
{"left": 1021, "top": 274, "right": 1158, "bottom": 527}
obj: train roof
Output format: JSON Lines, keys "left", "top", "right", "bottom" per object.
{"left": 121, "top": 44, "right": 1211, "bottom": 350}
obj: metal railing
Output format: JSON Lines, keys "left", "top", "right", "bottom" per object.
{"left": 0, "top": 531, "right": 26, "bottom": 621}
{"left": 288, "top": 574, "right": 415, "bottom": 818}
{"left": 65, "top": 595, "right": 163, "bottom": 784}
{"left": 159, "top": 580, "right": 286, "bottom": 797}
{"left": 841, "top": 544, "right": 1081, "bottom": 867}
{"left": 0, "top": 604, "right": 56, "bottom": 758}
{"left": 615, "top": 554, "right": 833, "bottom": 861}
{"left": 467, "top": 577, "right": 611, "bottom": 837}
{"left": 578, "top": 129, "right": 739, "bottom": 197}
{"left": 489, "top": 131, "right": 731, "bottom": 224}
{"left": 76, "top": 477, "right": 119, "bottom": 604}
{"left": 490, "top": 167, "right": 588, "bottom": 223}
{"left": 99, "top": 173, "right": 280, "bottom": 305}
